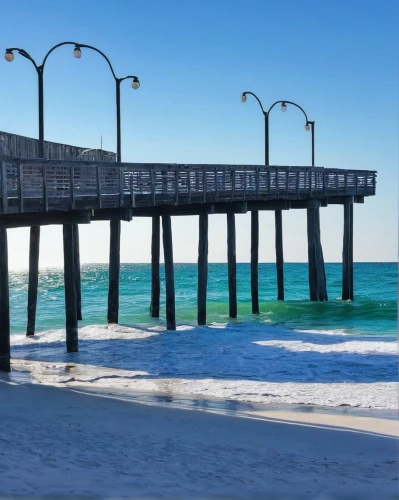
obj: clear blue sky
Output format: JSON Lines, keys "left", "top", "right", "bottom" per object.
{"left": 1, "top": 0, "right": 397, "bottom": 268}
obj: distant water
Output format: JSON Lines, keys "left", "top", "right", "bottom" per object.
{"left": 9, "top": 263, "right": 398, "bottom": 409}
{"left": 9, "top": 262, "right": 398, "bottom": 335}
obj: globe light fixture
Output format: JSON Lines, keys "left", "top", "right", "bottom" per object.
{"left": 240, "top": 93, "right": 247, "bottom": 102}
{"left": 73, "top": 46, "right": 82, "bottom": 59}
{"left": 4, "top": 50, "right": 14, "bottom": 62}
{"left": 280, "top": 102, "right": 287, "bottom": 112}
{"left": 131, "top": 77, "right": 140, "bottom": 89}
{"left": 305, "top": 123, "right": 311, "bottom": 131}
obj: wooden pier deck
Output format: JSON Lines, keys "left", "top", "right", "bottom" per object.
{"left": 0, "top": 153, "right": 377, "bottom": 371}
{"left": 0, "top": 157, "right": 375, "bottom": 216}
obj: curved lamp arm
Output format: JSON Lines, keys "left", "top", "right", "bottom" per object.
{"left": 120, "top": 75, "right": 139, "bottom": 83}
{"left": 6, "top": 47, "right": 39, "bottom": 71}
{"left": 241, "top": 91, "right": 266, "bottom": 114}
{"left": 268, "top": 100, "right": 310, "bottom": 125}
{"left": 71, "top": 43, "right": 118, "bottom": 80}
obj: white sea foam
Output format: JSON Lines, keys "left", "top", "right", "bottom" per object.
{"left": 11, "top": 322, "right": 398, "bottom": 409}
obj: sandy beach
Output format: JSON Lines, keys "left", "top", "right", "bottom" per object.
{"left": 0, "top": 377, "right": 397, "bottom": 499}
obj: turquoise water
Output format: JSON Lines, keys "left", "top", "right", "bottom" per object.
{"left": 9, "top": 262, "right": 397, "bottom": 335}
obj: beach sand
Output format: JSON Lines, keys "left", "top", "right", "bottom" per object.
{"left": 0, "top": 377, "right": 397, "bottom": 498}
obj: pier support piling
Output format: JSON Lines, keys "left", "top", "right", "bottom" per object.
{"left": 150, "top": 216, "right": 160, "bottom": 318}
{"left": 227, "top": 212, "right": 237, "bottom": 318}
{"left": 197, "top": 213, "right": 208, "bottom": 325}
{"left": 307, "top": 202, "right": 328, "bottom": 301}
{"left": 26, "top": 226, "right": 40, "bottom": 336}
{"left": 63, "top": 224, "right": 78, "bottom": 352}
{"left": 107, "top": 220, "right": 121, "bottom": 324}
{"left": 342, "top": 198, "right": 354, "bottom": 300}
{"left": 0, "top": 228, "right": 10, "bottom": 372}
{"left": 73, "top": 224, "right": 82, "bottom": 321}
{"left": 275, "top": 210, "right": 284, "bottom": 301}
{"left": 251, "top": 210, "right": 259, "bottom": 314}
{"left": 162, "top": 215, "right": 176, "bottom": 330}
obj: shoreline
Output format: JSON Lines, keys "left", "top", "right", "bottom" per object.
{"left": 4, "top": 362, "right": 398, "bottom": 430}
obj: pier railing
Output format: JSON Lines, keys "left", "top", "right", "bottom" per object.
{"left": 0, "top": 157, "right": 376, "bottom": 214}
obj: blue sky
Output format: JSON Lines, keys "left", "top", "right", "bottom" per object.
{"left": 1, "top": 0, "right": 398, "bottom": 268}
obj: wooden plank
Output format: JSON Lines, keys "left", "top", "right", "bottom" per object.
{"left": 275, "top": 210, "right": 284, "bottom": 301}
{"left": 150, "top": 215, "right": 160, "bottom": 318}
{"left": 202, "top": 169, "right": 206, "bottom": 204}
{"left": 0, "top": 227, "right": 10, "bottom": 371}
{"left": 175, "top": 169, "right": 179, "bottom": 205}
{"left": 17, "top": 163, "right": 23, "bottom": 212}
{"left": 162, "top": 215, "right": 176, "bottom": 330}
{"left": 342, "top": 198, "right": 354, "bottom": 301}
{"left": 150, "top": 169, "right": 155, "bottom": 206}
{"left": 42, "top": 165, "right": 48, "bottom": 211}
{"left": 73, "top": 224, "right": 82, "bottom": 321}
{"left": 26, "top": 226, "right": 40, "bottom": 336}
{"left": 251, "top": 210, "right": 259, "bottom": 314}
{"left": 63, "top": 224, "right": 78, "bottom": 352}
{"left": 296, "top": 170, "right": 300, "bottom": 198}
{"left": 96, "top": 165, "right": 102, "bottom": 209}
{"left": 227, "top": 212, "right": 237, "bottom": 318}
{"left": 255, "top": 166, "right": 259, "bottom": 198}
{"left": 215, "top": 167, "right": 219, "bottom": 202}
{"left": 268, "top": 170, "right": 271, "bottom": 198}
{"left": 130, "top": 174, "right": 135, "bottom": 207}
{"left": 0, "top": 211, "right": 91, "bottom": 229}
{"left": 276, "top": 167, "right": 280, "bottom": 200}
{"left": 307, "top": 204, "right": 328, "bottom": 301}
{"left": 69, "top": 165, "right": 75, "bottom": 210}
{"left": 107, "top": 219, "right": 121, "bottom": 324}
{"left": 119, "top": 166, "right": 124, "bottom": 206}
{"left": 197, "top": 213, "right": 208, "bottom": 325}
{"left": 0, "top": 162, "right": 8, "bottom": 214}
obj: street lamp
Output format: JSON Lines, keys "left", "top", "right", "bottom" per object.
{"left": 240, "top": 92, "right": 315, "bottom": 307}
{"left": 5, "top": 42, "right": 140, "bottom": 161}
{"left": 240, "top": 92, "right": 315, "bottom": 166}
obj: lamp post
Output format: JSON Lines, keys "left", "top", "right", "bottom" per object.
{"left": 5, "top": 42, "right": 140, "bottom": 161}
{"left": 240, "top": 92, "right": 314, "bottom": 308}
{"left": 5, "top": 42, "right": 140, "bottom": 334}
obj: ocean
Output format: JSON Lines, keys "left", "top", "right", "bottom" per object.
{"left": 9, "top": 262, "right": 398, "bottom": 410}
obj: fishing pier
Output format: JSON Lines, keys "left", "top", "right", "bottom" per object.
{"left": 0, "top": 133, "right": 376, "bottom": 371}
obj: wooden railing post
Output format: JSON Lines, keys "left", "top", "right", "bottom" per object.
{"left": 17, "top": 163, "right": 23, "bottom": 213}
{"left": 1, "top": 162, "right": 8, "bottom": 214}
{"left": 69, "top": 165, "right": 75, "bottom": 210}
